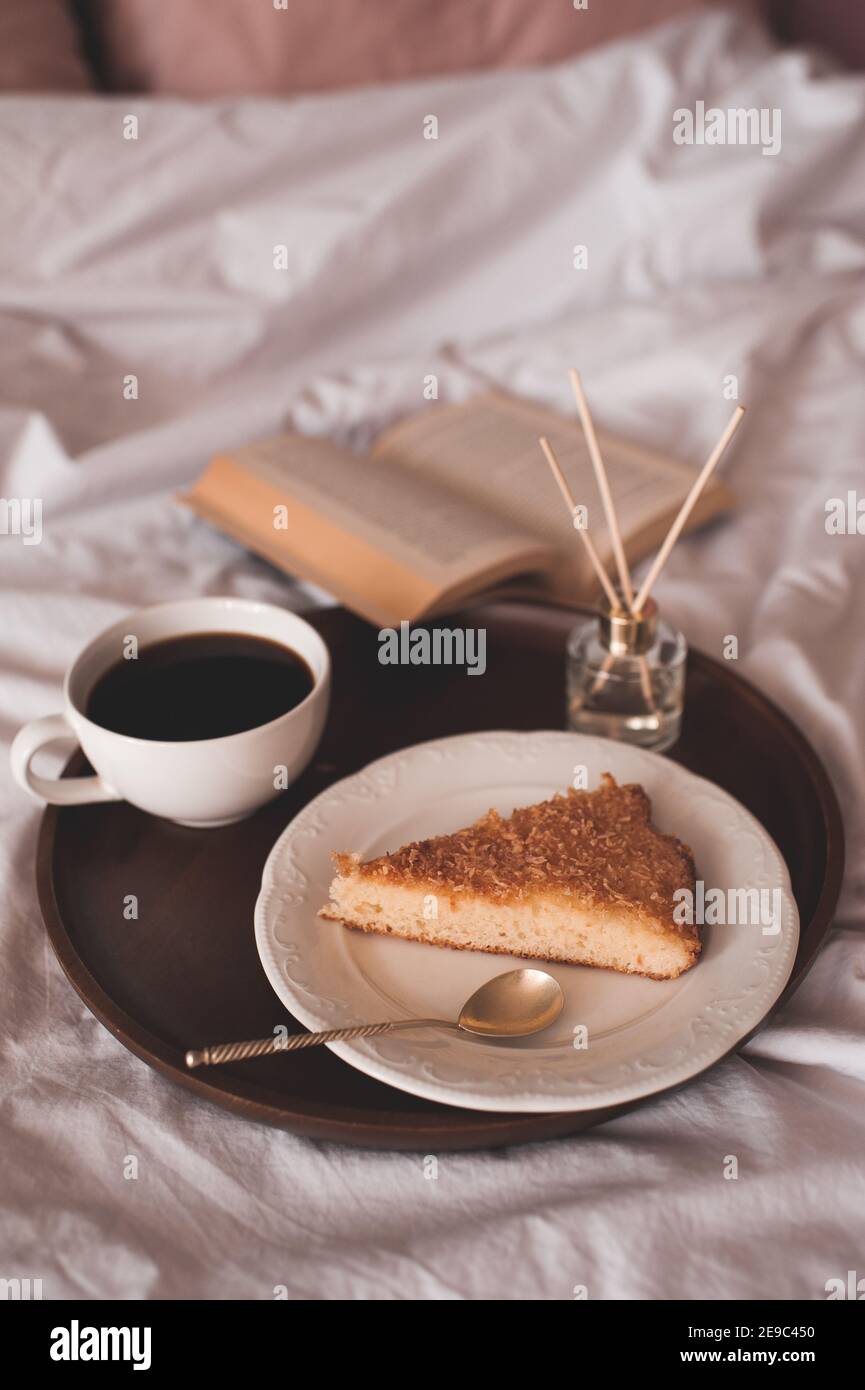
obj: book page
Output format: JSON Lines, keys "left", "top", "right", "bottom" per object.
{"left": 242, "top": 433, "right": 549, "bottom": 582}
{"left": 375, "top": 393, "right": 731, "bottom": 585}
{"left": 182, "top": 432, "right": 553, "bottom": 627}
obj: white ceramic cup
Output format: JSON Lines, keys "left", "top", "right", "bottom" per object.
{"left": 10, "top": 597, "right": 331, "bottom": 827}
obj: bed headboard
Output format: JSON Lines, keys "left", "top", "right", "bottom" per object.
{"left": 3, "top": 0, "right": 865, "bottom": 94}
{"left": 764, "top": 0, "right": 865, "bottom": 70}
{"left": 73, "top": 0, "right": 716, "bottom": 97}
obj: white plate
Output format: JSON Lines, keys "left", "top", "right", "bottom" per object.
{"left": 254, "top": 731, "right": 799, "bottom": 1113}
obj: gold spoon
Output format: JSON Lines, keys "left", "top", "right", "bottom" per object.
{"left": 185, "top": 968, "right": 564, "bottom": 1069}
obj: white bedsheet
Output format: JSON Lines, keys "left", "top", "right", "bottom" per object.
{"left": 1, "top": 9, "right": 864, "bottom": 1300}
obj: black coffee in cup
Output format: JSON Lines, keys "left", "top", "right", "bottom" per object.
{"left": 86, "top": 632, "right": 315, "bottom": 742}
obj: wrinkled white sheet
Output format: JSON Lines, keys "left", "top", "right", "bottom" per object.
{"left": 1, "top": 9, "right": 864, "bottom": 1300}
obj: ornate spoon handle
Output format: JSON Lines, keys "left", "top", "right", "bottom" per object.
{"left": 185, "top": 1017, "right": 443, "bottom": 1069}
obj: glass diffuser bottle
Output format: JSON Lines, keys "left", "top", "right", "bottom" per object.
{"left": 566, "top": 597, "right": 687, "bottom": 752}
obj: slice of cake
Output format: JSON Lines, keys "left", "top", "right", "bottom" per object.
{"left": 319, "top": 774, "right": 700, "bottom": 979}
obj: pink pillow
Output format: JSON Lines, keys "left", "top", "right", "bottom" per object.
{"left": 84, "top": 0, "right": 710, "bottom": 97}
{"left": 0, "top": 0, "right": 93, "bottom": 91}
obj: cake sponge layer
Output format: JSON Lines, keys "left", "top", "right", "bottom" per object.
{"left": 321, "top": 869, "right": 698, "bottom": 980}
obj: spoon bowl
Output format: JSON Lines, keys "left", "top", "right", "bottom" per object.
{"left": 458, "top": 968, "right": 564, "bottom": 1038}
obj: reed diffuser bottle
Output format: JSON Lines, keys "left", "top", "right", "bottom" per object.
{"left": 565, "top": 597, "right": 687, "bottom": 752}
{"left": 540, "top": 368, "right": 744, "bottom": 754}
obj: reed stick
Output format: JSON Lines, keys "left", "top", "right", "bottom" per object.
{"left": 569, "top": 368, "right": 634, "bottom": 610}
{"left": 631, "top": 404, "right": 745, "bottom": 615}
{"left": 539, "top": 436, "right": 619, "bottom": 611}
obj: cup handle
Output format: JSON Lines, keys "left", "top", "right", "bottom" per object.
{"left": 10, "top": 713, "right": 122, "bottom": 806}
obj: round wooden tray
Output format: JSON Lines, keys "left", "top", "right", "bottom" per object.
{"left": 37, "top": 603, "right": 844, "bottom": 1151}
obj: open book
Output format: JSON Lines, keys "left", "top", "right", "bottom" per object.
{"left": 181, "top": 393, "right": 734, "bottom": 627}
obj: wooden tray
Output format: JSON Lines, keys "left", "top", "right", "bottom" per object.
{"left": 36, "top": 603, "right": 844, "bottom": 1151}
